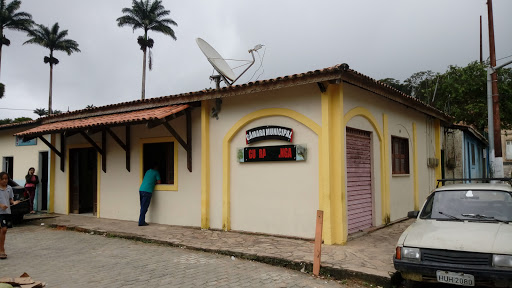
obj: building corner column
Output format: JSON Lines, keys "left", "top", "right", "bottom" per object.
{"left": 201, "top": 100, "right": 211, "bottom": 229}
{"left": 321, "top": 83, "right": 345, "bottom": 245}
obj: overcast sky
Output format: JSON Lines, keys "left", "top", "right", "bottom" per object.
{"left": 1, "top": 0, "right": 511, "bottom": 120}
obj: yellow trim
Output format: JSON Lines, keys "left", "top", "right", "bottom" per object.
{"left": 343, "top": 107, "right": 383, "bottom": 141}
{"left": 382, "top": 114, "right": 390, "bottom": 223}
{"left": 66, "top": 143, "right": 99, "bottom": 215}
{"left": 97, "top": 152, "right": 101, "bottom": 218}
{"left": 413, "top": 123, "right": 419, "bottom": 210}
{"left": 49, "top": 134, "right": 55, "bottom": 213}
{"left": 343, "top": 108, "right": 389, "bottom": 225}
{"left": 222, "top": 108, "right": 321, "bottom": 231}
{"left": 434, "top": 119, "right": 442, "bottom": 186}
{"left": 320, "top": 83, "right": 344, "bottom": 244}
{"left": 139, "top": 137, "right": 178, "bottom": 191}
{"left": 201, "top": 100, "right": 210, "bottom": 229}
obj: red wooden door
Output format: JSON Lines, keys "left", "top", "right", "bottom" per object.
{"left": 346, "top": 127, "right": 373, "bottom": 234}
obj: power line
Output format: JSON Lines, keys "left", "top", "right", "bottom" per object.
{"left": 0, "top": 107, "right": 33, "bottom": 111}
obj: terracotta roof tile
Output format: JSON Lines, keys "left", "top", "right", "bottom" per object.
{"left": 16, "top": 104, "right": 188, "bottom": 137}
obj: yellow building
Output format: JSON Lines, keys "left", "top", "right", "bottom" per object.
{"left": 2, "top": 64, "right": 451, "bottom": 244}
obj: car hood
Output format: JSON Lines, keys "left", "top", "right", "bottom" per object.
{"left": 400, "top": 219, "right": 512, "bottom": 255}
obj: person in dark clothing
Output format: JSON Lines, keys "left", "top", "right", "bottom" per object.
{"left": 24, "top": 167, "right": 39, "bottom": 214}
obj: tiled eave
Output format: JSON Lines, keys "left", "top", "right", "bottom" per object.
{"left": 18, "top": 63, "right": 453, "bottom": 126}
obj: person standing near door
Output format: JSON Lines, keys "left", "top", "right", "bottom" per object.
{"left": 24, "top": 167, "right": 39, "bottom": 214}
{"left": 138, "top": 162, "right": 161, "bottom": 226}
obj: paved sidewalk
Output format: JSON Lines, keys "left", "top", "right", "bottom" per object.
{"left": 24, "top": 213, "right": 413, "bottom": 287}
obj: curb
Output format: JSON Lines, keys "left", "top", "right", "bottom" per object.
{"left": 48, "top": 223, "right": 394, "bottom": 287}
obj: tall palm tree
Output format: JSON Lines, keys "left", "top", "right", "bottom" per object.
{"left": 23, "top": 23, "right": 80, "bottom": 115}
{"left": 0, "top": 0, "right": 33, "bottom": 80}
{"left": 117, "top": 0, "right": 177, "bottom": 100}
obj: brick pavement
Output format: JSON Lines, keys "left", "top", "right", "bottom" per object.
{"left": 20, "top": 213, "right": 414, "bottom": 287}
{"left": 1, "top": 225, "right": 354, "bottom": 288}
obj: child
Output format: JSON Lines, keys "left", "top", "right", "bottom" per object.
{"left": 0, "top": 171, "right": 19, "bottom": 259}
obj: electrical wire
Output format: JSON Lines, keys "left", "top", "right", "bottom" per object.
{"left": 248, "top": 47, "right": 266, "bottom": 82}
{"left": 497, "top": 54, "right": 512, "bottom": 62}
{"left": 0, "top": 107, "right": 33, "bottom": 111}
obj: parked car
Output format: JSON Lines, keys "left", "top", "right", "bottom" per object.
{"left": 7, "top": 179, "right": 30, "bottom": 223}
{"left": 394, "top": 181, "right": 512, "bottom": 287}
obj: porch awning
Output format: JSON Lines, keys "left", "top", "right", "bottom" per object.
{"left": 15, "top": 104, "right": 189, "bottom": 137}
{"left": 14, "top": 104, "right": 191, "bottom": 173}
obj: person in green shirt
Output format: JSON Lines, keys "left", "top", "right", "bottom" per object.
{"left": 138, "top": 162, "right": 161, "bottom": 226}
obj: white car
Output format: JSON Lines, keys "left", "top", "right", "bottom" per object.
{"left": 393, "top": 181, "right": 512, "bottom": 287}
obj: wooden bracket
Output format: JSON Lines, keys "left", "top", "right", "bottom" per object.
{"left": 37, "top": 135, "right": 65, "bottom": 172}
{"left": 106, "top": 126, "right": 131, "bottom": 172}
{"left": 80, "top": 131, "right": 106, "bottom": 173}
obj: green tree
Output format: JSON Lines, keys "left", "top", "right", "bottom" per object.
{"left": 23, "top": 23, "right": 80, "bottom": 115}
{"left": 381, "top": 61, "right": 512, "bottom": 133}
{"left": 33, "top": 107, "right": 47, "bottom": 117}
{"left": 0, "top": 118, "right": 11, "bottom": 124}
{"left": 85, "top": 104, "right": 95, "bottom": 109}
{"left": 0, "top": 0, "right": 33, "bottom": 80}
{"left": 117, "top": 0, "right": 177, "bottom": 100}
{"left": 13, "top": 116, "right": 30, "bottom": 122}
{"left": 379, "top": 78, "right": 408, "bottom": 94}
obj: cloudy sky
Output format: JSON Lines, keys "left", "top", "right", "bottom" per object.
{"left": 1, "top": 0, "right": 511, "bottom": 120}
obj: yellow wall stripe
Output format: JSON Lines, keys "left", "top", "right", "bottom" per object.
{"left": 222, "top": 108, "right": 321, "bottom": 232}
{"left": 97, "top": 153, "right": 101, "bottom": 218}
{"left": 201, "top": 100, "right": 211, "bottom": 229}
{"left": 412, "top": 123, "right": 419, "bottom": 210}
{"left": 382, "top": 114, "right": 390, "bottom": 223}
{"left": 321, "top": 83, "right": 344, "bottom": 244}
{"left": 49, "top": 134, "right": 55, "bottom": 213}
{"left": 434, "top": 119, "right": 442, "bottom": 185}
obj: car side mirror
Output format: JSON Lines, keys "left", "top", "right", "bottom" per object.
{"left": 407, "top": 211, "right": 419, "bottom": 218}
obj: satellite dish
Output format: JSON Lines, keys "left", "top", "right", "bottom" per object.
{"left": 196, "top": 37, "right": 263, "bottom": 88}
{"left": 196, "top": 38, "right": 236, "bottom": 81}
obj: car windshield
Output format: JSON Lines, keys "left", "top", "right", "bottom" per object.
{"left": 420, "top": 189, "right": 512, "bottom": 222}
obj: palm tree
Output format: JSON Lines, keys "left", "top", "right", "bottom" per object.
{"left": 23, "top": 23, "right": 80, "bottom": 115}
{"left": 117, "top": 0, "right": 177, "bottom": 100}
{"left": 0, "top": 0, "right": 33, "bottom": 79}
{"left": 33, "top": 107, "right": 47, "bottom": 117}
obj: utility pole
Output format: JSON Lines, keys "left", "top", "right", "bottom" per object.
{"left": 487, "top": 0, "right": 503, "bottom": 177}
{"left": 480, "top": 16, "right": 483, "bottom": 64}
{"left": 486, "top": 0, "right": 512, "bottom": 177}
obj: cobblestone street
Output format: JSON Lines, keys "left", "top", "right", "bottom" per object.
{"left": 0, "top": 224, "right": 370, "bottom": 288}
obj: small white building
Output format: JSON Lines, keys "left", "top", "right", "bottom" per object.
{"left": 0, "top": 121, "right": 51, "bottom": 211}
{"left": 3, "top": 63, "right": 451, "bottom": 244}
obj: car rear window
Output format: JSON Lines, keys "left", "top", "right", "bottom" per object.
{"left": 420, "top": 190, "right": 512, "bottom": 222}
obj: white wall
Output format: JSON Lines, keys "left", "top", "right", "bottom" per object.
{"left": 343, "top": 84, "right": 437, "bottom": 222}
{"left": 208, "top": 83, "right": 322, "bottom": 238}
{"left": 51, "top": 109, "right": 202, "bottom": 226}
{"left": 0, "top": 127, "right": 49, "bottom": 184}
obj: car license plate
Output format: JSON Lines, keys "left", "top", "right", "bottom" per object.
{"left": 436, "top": 270, "right": 475, "bottom": 286}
